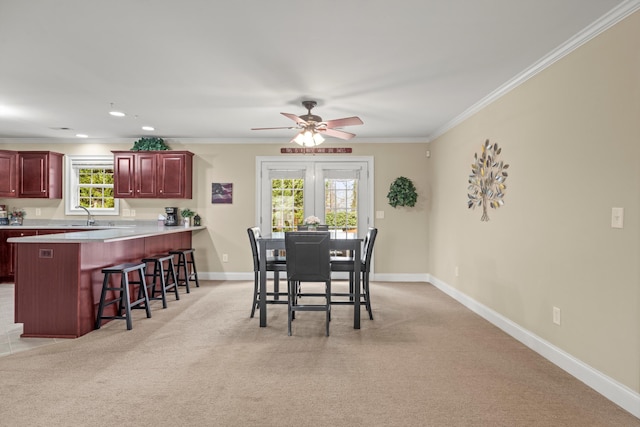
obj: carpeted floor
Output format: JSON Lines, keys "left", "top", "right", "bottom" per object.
{"left": 0, "top": 280, "right": 637, "bottom": 426}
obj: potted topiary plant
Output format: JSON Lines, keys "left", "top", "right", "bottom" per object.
{"left": 130, "top": 137, "right": 170, "bottom": 151}
{"left": 387, "top": 176, "right": 418, "bottom": 208}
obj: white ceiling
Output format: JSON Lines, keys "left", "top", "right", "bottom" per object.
{"left": 0, "top": 0, "right": 636, "bottom": 144}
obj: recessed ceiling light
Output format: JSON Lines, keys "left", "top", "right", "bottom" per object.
{"left": 108, "top": 102, "right": 125, "bottom": 117}
{"left": 142, "top": 126, "right": 155, "bottom": 131}
{"left": 75, "top": 134, "right": 88, "bottom": 138}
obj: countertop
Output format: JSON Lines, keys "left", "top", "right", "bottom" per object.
{"left": 6, "top": 225, "right": 206, "bottom": 243}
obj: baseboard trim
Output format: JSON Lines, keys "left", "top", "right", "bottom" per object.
{"left": 198, "top": 272, "right": 430, "bottom": 282}
{"left": 428, "top": 274, "right": 640, "bottom": 419}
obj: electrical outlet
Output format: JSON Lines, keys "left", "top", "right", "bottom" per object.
{"left": 222, "top": 254, "right": 229, "bottom": 262}
{"left": 130, "top": 209, "right": 136, "bottom": 217}
{"left": 455, "top": 266, "right": 459, "bottom": 277}
{"left": 35, "top": 208, "right": 41, "bottom": 216}
{"left": 122, "top": 209, "right": 131, "bottom": 217}
{"left": 553, "top": 307, "right": 561, "bottom": 325}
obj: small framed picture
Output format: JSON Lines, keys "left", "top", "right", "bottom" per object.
{"left": 212, "top": 183, "right": 233, "bottom": 204}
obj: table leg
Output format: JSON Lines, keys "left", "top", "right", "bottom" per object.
{"left": 259, "top": 243, "right": 268, "bottom": 327}
{"left": 353, "top": 245, "right": 361, "bottom": 329}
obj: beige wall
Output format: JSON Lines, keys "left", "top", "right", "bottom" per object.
{"left": 428, "top": 11, "right": 640, "bottom": 391}
{"left": 0, "top": 142, "right": 430, "bottom": 277}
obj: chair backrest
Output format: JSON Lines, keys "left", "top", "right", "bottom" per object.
{"left": 247, "top": 227, "right": 261, "bottom": 272}
{"left": 296, "top": 224, "right": 329, "bottom": 231}
{"left": 285, "top": 231, "right": 331, "bottom": 282}
{"left": 361, "top": 227, "right": 378, "bottom": 271}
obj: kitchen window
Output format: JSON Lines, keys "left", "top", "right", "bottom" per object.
{"left": 65, "top": 155, "right": 120, "bottom": 216}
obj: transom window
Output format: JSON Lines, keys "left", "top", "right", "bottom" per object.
{"left": 65, "top": 155, "right": 120, "bottom": 216}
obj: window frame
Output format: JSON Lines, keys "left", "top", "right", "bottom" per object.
{"left": 256, "top": 156, "right": 373, "bottom": 238}
{"left": 65, "top": 155, "right": 120, "bottom": 216}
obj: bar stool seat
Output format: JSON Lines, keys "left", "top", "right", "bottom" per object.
{"left": 169, "top": 248, "right": 200, "bottom": 293}
{"left": 142, "top": 253, "right": 180, "bottom": 308}
{"left": 95, "top": 262, "right": 151, "bottom": 330}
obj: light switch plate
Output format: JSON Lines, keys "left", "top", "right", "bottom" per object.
{"left": 611, "top": 207, "right": 624, "bottom": 229}
{"left": 376, "top": 211, "right": 384, "bottom": 219}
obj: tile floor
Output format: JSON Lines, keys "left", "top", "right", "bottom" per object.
{"left": 0, "top": 283, "right": 61, "bottom": 357}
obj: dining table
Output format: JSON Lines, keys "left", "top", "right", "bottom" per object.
{"left": 257, "top": 236, "right": 363, "bottom": 329}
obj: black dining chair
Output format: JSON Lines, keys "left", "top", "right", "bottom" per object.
{"left": 285, "top": 231, "right": 332, "bottom": 336}
{"left": 247, "top": 227, "right": 287, "bottom": 318}
{"left": 330, "top": 227, "right": 377, "bottom": 320}
{"left": 297, "top": 224, "right": 329, "bottom": 231}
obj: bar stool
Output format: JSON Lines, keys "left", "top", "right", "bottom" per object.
{"left": 95, "top": 262, "right": 151, "bottom": 330}
{"left": 169, "top": 248, "right": 200, "bottom": 293}
{"left": 141, "top": 253, "right": 180, "bottom": 308}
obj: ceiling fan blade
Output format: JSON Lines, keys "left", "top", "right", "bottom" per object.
{"left": 281, "top": 112, "right": 308, "bottom": 125}
{"left": 317, "top": 128, "right": 356, "bottom": 140}
{"left": 323, "top": 116, "right": 363, "bottom": 128}
{"left": 251, "top": 126, "right": 297, "bottom": 130}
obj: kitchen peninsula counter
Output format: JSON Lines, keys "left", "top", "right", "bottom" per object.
{"left": 7, "top": 225, "right": 205, "bottom": 243}
{"left": 9, "top": 225, "right": 205, "bottom": 338}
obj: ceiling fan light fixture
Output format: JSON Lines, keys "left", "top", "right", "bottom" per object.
{"left": 254, "top": 100, "right": 362, "bottom": 142}
{"left": 294, "top": 129, "right": 324, "bottom": 147}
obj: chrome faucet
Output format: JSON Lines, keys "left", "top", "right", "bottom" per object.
{"left": 76, "top": 205, "right": 95, "bottom": 226}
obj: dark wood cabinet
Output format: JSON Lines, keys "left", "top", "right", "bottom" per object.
{"left": 157, "top": 151, "right": 193, "bottom": 198}
{"left": 0, "top": 229, "right": 38, "bottom": 282}
{"left": 18, "top": 151, "right": 64, "bottom": 198}
{"left": 112, "top": 151, "right": 193, "bottom": 199}
{"left": 113, "top": 153, "right": 135, "bottom": 198}
{"left": 0, "top": 150, "right": 18, "bottom": 197}
{"left": 0, "top": 151, "right": 63, "bottom": 198}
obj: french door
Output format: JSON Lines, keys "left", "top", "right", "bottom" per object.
{"left": 257, "top": 156, "right": 373, "bottom": 239}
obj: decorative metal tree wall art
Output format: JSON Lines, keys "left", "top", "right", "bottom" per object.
{"left": 467, "top": 139, "right": 509, "bottom": 221}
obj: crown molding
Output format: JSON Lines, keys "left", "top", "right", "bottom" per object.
{"left": 429, "top": 0, "right": 640, "bottom": 141}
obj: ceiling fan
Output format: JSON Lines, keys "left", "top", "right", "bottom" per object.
{"left": 251, "top": 100, "right": 363, "bottom": 146}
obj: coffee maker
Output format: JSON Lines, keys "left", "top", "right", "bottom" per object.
{"left": 164, "top": 207, "right": 178, "bottom": 226}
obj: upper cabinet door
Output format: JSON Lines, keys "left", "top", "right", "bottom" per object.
{"left": 113, "top": 152, "right": 135, "bottom": 198}
{"left": 0, "top": 150, "right": 17, "bottom": 198}
{"left": 135, "top": 152, "right": 158, "bottom": 197}
{"left": 17, "top": 152, "right": 63, "bottom": 198}
{"left": 157, "top": 152, "right": 193, "bottom": 198}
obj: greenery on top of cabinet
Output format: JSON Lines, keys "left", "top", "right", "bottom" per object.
{"left": 131, "top": 137, "right": 170, "bottom": 151}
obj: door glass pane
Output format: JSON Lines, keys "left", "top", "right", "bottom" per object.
{"left": 324, "top": 178, "right": 357, "bottom": 239}
{"left": 271, "top": 178, "right": 304, "bottom": 236}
